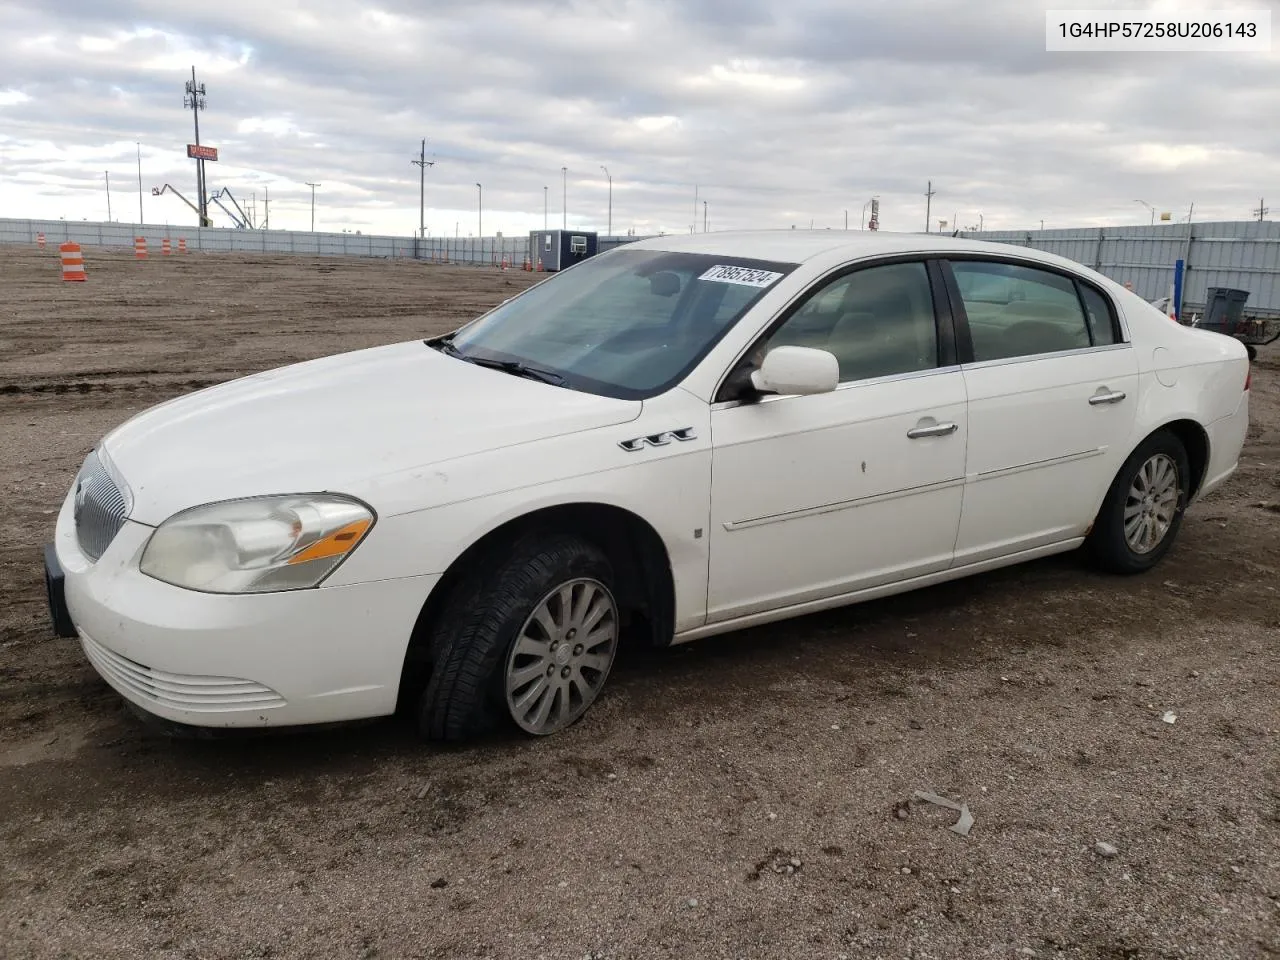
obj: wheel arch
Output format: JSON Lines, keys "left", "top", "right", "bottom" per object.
{"left": 396, "top": 501, "right": 676, "bottom": 709}
{"left": 1157, "top": 417, "right": 1210, "bottom": 500}
{"left": 1093, "top": 416, "right": 1210, "bottom": 529}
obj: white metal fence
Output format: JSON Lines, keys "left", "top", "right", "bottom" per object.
{"left": 0, "top": 218, "right": 567, "bottom": 266}
{"left": 6, "top": 216, "right": 1277, "bottom": 316}
{"left": 958, "top": 220, "right": 1280, "bottom": 317}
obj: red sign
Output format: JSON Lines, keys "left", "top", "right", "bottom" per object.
{"left": 186, "top": 144, "right": 218, "bottom": 161}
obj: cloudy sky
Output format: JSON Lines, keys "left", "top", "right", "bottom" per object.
{"left": 1, "top": 0, "right": 1276, "bottom": 238}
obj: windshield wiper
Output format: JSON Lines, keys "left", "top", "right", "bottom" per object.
{"left": 463, "top": 356, "right": 567, "bottom": 386}
{"left": 430, "top": 338, "right": 565, "bottom": 386}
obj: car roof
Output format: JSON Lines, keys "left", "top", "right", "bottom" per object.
{"left": 624, "top": 229, "right": 1073, "bottom": 268}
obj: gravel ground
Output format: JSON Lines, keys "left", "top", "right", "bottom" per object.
{"left": 0, "top": 245, "right": 1277, "bottom": 960}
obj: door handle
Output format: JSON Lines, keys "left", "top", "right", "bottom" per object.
{"left": 907, "top": 422, "right": 959, "bottom": 439}
{"left": 1089, "top": 390, "right": 1127, "bottom": 406}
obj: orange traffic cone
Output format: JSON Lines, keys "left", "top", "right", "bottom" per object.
{"left": 60, "top": 242, "right": 87, "bottom": 282}
{"left": 134, "top": 237, "right": 147, "bottom": 260}
{"left": 36, "top": 233, "right": 46, "bottom": 249}
{"left": 536, "top": 258, "right": 544, "bottom": 272}
{"left": 162, "top": 238, "right": 171, "bottom": 256}
{"left": 178, "top": 238, "right": 187, "bottom": 254}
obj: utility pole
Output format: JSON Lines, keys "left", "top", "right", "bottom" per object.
{"left": 600, "top": 165, "right": 612, "bottom": 236}
{"left": 844, "top": 209, "right": 848, "bottom": 230}
{"left": 183, "top": 67, "right": 208, "bottom": 226}
{"left": 105, "top": 171, "right": 112, "bottom": 221}
{"left": 543, "top": 186, "right": 548, "bottom": 230}
{"left": 411, "top": 138, "right": 435, "bottom": 239}
{"left": 703, "top": 200, "right": 708, "bottom": 233}
{"left": 306, "top": 182, "right": 319, "bottom": 231}
{"left": 1255, "top": 198, "right": 1269, "bottom": 221}
{"left": 476, "top": 182, "right": 482, "bottom": 239}
{"left": 264, "top": 186, "right": 269, "bottom": 229}
{"left": 693, "top": 184, "right": 698, "bottom": 234}
{"left": 924, "top": 180, "right": 935, "bottom": 233}
{"left": 136, "top": 142, "right": 143, "bottom": 224}
{"left": 562, "top": 167, "right": 567, "bottom": 230}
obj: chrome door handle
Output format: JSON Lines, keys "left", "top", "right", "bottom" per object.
{"left": 1089, "top": 390, "right": 1127, "bottom": 405}
{"left": 907, "top": 422, "right": 959, "bottom": 439}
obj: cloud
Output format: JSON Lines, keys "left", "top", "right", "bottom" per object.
{"left": 0, "top": 0, "right": 1276, "bottom": 236}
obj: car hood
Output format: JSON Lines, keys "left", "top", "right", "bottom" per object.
{"left": 101, "top": 340, "right": 641, "bottom": 525}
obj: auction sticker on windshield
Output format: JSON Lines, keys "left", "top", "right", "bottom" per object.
{"left": 698, "top": 264, "right": 785, "bottom": 287}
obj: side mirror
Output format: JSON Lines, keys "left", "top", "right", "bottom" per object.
{"left": 750, "top": 345, "right": 839, "bottom": 396}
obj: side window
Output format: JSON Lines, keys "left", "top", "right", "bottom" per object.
{"left": 1079, "top": 284, "right": 1119, "bottom": 346}
{"left": 951, "top": 260, "right": 1093, "bottom": 362}
{"left": 762, "top": 262, "right": 938, "bottom": 383}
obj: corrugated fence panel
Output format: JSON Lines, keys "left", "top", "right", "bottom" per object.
{"left": 6, "top": 217, "right": 1278, "bottom": 315}
{"left": 960, "top": 220, "right": 1280, "bottom": 316}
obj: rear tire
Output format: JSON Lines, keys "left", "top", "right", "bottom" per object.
{"left": 1087, "top": 430, "right": 1190, "bottom": 575}
{"left": 416, "top": 534, "right": 618, "bottom": 742}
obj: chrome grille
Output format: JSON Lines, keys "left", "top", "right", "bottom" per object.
{"left": 73, "top": 450, "right": 129, "bottom": 562}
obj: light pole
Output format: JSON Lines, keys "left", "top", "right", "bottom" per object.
{"left": 476, "top": 182, "right": 482, "bottom": 262}
{"left": 1134, "top": 199, "right": 1156, "bottom": 226}
{"left": 561, "top": 167, "right": 567, "bottom": 230}
{"left": 105, "top": 171, "right": 112, "bottom": 222}
{"left": 600, "top": 165, "right": 612, "bottom": 236}
{"left": 703, "top": 200, "right": 707, "bottom": 233}
{"left": 543, "top": 186, "right": 548, "bottom": 230}
{"left": 306, "top": 182, "right": 319, "bottom": 231}
{"left": 136, "top": 142, "right": 143, "bottom": 224}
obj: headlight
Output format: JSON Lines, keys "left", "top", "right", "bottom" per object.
{"left": 139, "top": 494, "right": 375, "bottom": 594}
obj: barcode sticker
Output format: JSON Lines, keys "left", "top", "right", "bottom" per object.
{"left": 698, "top": 264, "right": 784, "bottom": 287}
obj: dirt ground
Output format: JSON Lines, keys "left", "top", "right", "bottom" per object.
{"left": 0, "top": 245, "right": 1276, "bottom": 960}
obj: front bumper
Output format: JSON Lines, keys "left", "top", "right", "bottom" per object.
{"left": 50, "top": 489, "right": 439, "bottom": 728}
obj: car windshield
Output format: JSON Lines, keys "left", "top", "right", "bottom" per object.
{"left": 441, "top": 249, "right": 799, "bottom": 399}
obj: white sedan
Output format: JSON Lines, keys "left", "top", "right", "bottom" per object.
{"left": 44, "top": 231, "right": 1251, "bottom": 739}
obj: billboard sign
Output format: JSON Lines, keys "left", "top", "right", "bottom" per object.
{"left": 187, "top": 144, "right": 218, "bottom": 161}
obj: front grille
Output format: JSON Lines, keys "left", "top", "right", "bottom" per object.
{"left": 73, "top": 450, "right": 129, "bottom": 562}
{"left": 81, "top": 633, "right": 288, "bottom": 713}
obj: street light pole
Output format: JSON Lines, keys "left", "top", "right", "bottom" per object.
{"left": 600, "top": 165, "right": 611, "bottom": 236}
{"left": 1135, "top": 199, "right": 1156, "bottom": 226}
{"left": 543, "top": 186, "right": 548, "bottom": 230}
{"left": 476, "top": 182, "right": 482, "bottom": 246}
{"left": 561, "top": 167, "right": 567, "bottom": 230}
{"left": 136, "top": 142, "right": 144, "bottom": 224}
{"left": 703, "top": 200, "right": 707, "bottom": 233}
{"left": 306, "top": 182, "right": 319, "bottom": 231}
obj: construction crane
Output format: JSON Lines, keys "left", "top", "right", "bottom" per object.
{"left": 208, "top": 187, "right": 256, "bottom": 229}
{"left": 151, "top": 184, "right": 213, "bottom": 226}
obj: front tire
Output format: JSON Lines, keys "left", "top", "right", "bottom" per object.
{"left": 1087, "top": 430, "right": 1190, "bottom": 575}
{"left": 417, "top": 534, "right": 619, "bottom": 741}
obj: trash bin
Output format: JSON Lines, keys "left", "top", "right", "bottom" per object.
{"left": 1201, "top": 287, "right": 1250, "bottom": 334}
